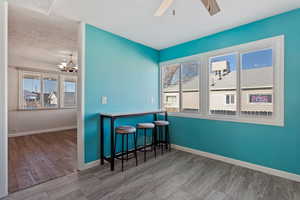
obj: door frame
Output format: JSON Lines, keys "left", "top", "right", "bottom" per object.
{"left": 0, "top": 3, "right": 86, "bottom": 197}
{"left": 0, "top": 0, "right": 8, "bottom": 198}
{"left": 77, "top": 22, "right": 86, "bottom": 170}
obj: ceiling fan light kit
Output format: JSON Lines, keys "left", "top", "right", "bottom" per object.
{"left": 154, "top": 0, "right": 220, "bottom": 17}
{"left": 57, "top": 54, "right": 79, "bottom": 73}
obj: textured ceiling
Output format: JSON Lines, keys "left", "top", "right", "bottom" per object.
{"left": 51, "top": 0, "right": 300, "bottom": 49}
{"left": 8, "top": 0, "right": 300, "bottom": 50}
{"left": 8, "top": 5, "right": 78, "bottom": 70}
{"left": 8, "top": 0, "right": 56, "bottom": 14}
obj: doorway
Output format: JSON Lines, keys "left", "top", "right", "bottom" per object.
{"left": 6, "top": 4, "right": 82, "bottom": 193}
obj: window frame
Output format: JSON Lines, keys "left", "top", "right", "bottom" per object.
{"left": 42, "top": 73, "right": 59, "bottom": 109}
{"left": 19, "top": 70, "right": 78, "bottom": 110}
{"left": 19, "top": 71, "right": 43, "bottom": 110}
{"left": 160, "top": 61, "right": 201, "bottom": 113}
{"left": 159, "top": 35, "right": 284, "bottom": 126}
{"left": 60, "top": 75, "right": 78, "bottom": 109}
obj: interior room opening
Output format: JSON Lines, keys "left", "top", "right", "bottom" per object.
{"left": 7, "top": 4, "right": 80, "bottom": 193}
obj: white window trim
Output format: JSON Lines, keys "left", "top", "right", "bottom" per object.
{"left": 19, "top": 70, "right": 78, "bottom": 110}
{"left": 159, "top": 35, "right": 284, "bottom": 127}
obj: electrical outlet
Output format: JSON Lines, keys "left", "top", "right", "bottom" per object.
{"left": 101, "top": 96, "right": 107, "bottom": 104}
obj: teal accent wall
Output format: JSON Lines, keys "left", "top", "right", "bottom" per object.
{"left": 85, "top": 24, "right": 159, "bottom": 163}
{"left": 159, "top": 9, "right": 300, "bottom": 175}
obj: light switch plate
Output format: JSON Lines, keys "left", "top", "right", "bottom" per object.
{"left": 101, "top": 96, "right": 107, "bottom": 104}
{"left": 151, "top": 97, "right": 155, "bottom": 104}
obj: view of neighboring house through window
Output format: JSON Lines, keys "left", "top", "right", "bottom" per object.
{"left": 162, "top": 64, "right": 180, "bottom": 112}
{"left": 159, "top": 36, "right": 283, "bottom": 126}
{"left": 43, "top": 75, "right": 58, "bottom": 108}
{"left": 20, "top": 71, "right": 77, "bottom": 110}
{"left": 162, "top": 62, "right": 200, "bottom": 112}
{"left": 63, "top": 77, "right": 77, "bottom": 108}
{"left": 241, "top": 49, "right": 273, "bottom": 116}
{"left": 209, "top": 53, "right": 237, "bottom": 115}
{"left": 181, "top": 62, "right": 200, "bottom": 112}
{"left": 23, "top": 73, "right": 42, "bottom": 109}
{"left": 225, "top": 94, "right": 235, "bottom": 105}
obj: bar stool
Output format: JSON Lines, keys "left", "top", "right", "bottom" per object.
{"left": 136, "top": 123, "right": 156, "bottom": 162}
{"left": 115, "top": 126, "right": 138, "bottom": 171}
{"left": 154, "top": 120, "right": 170, "bottom": 154}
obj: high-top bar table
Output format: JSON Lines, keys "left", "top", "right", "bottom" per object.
{"left": 99, "top": 110, "right": 167, "bottom": 171}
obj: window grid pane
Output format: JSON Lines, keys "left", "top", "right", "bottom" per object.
{"left": 23, "top": 74, "right": 41, "bottom": 109}
{"left": 162, "top": 64, "right": 180, "bottom": 112}
{"left": 181, "top": 62, "right": 200, "bottom": 112}
{"left": 43, "top": 76, "right": 58, "bottom": 108}
{"left": 241, "top": 49, "right": 273, "bottom": 117}
{"left": 209, "top": 53, "right": 237, "bottom": 116}
{"left": 63, "top": 79, "right": 77, "bottom": 107}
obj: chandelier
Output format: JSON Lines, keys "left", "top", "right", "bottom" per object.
{"left": 57, "top": 54, "right": 79, "bottom": 73}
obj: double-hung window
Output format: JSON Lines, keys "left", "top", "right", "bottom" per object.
{"left": 22, "top": 72, "right": 42, "bottom": 109}
{"left": 160, "top": 36, "right": 284, "bottom": 126}
{"left": 61, "top": 76, "right": 77, "bottom": 108}
{"left": 43, "top": 74, "right": 59, "bottom": 108}
{"left": 161, "top": 62, "right": 200, "bottom": 113}
{"left": 19, "top": 71, "right": 78, "bottom": 110}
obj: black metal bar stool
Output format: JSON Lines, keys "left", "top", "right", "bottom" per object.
{"left": 136, "top": 123, "right": 156, "bottom": 162}
{"left": 154, "top": 120, "right": 170, "bottom": 155}
{"left": 114, "top": 126, "right": 138, "bottom": 171}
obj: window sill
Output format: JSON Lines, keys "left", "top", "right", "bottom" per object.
{"left": 15, "top": 107, "right": 77, "bottom": 112}
{"left": 167, "top": 112, "right": 284, "bottom": 127}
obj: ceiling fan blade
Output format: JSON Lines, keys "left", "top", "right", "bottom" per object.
{"left": 201, "top": 0, "right": 221, "bottom": 16}
{"left": 154, "top": 0, "right": 174, "bottom": 16}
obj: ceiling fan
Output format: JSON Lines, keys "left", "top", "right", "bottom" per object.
{"left": 154, "top": 0, "right": 221, "bottom": 16}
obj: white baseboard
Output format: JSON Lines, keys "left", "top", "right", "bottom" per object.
{"left": 8, "top": 126, "right": 77, "bottom": 138}
{"left": 78, "top": 159, "right": 100, "bottom": 171}
{"left": 172, "top": 144, "right": 300, "bottom": 183}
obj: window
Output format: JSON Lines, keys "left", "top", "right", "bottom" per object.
{"left": 62, "top": 76, "right": 77, "bottom": 108}
{"left": 19, "top": 71, "right": 77, "bottom": 110}
{"left": 22, "top": 73, "right": 41, "bottom": 109}
{"left": 43, "top": 75, "right": 58, "bottom": 108}
{"left": 241, "top": 49, "right": 273, "bottom": 116}
{"left": 181, "top": 62, "right": 200, "bottom": 112}
{"left": 166, "top": 95, "right": 177, "bottom": 104}
{"left": 225, "top": 94, "right": 235, "bottom": 105}
{"left": 209, "top": 54, "right": 237, "bottom": 115}
{"left": 162, "top": 64, "right": 180, "bottom": 112}
{"left": 160, "top": 36, "right": 284, "bottom": 126}
{"left": 161, "top": 62, "right": 200, "bottom": 112}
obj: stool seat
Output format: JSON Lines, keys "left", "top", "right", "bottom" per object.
{"left": 116, "top": 126, "right": 136, "bottom": 134}
{"left": 137, "top": 123, "right": 155, "bottom": 129}
{"left": 154, "top": 120, "right": 170, "bottom": 126}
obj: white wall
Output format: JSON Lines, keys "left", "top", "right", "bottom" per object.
{"left": 8, "top": 67, "right": 77, "bottom": 136}
{"left": 0, "top": 0, "right": 8, "bottom": 197}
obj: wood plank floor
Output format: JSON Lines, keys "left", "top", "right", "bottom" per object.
{"left": 5, "top": 150, "right": 300, "bottom": 200}
{"left": 8, "top": 130, "right": 77, "bottom": 193}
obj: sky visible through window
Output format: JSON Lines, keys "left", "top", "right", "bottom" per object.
{"left": 64, "top": 81, "right": 76, "bottom": 93}
{"left": 210, "top": 49, "right": 273, "bottom": 72}
{"left": 24, "top": 78, "right": 75, "bottom": 93}
{"left": 24, "top": 79, "right": 57, "bottom": 93}
{"left": 24, "top": 78, "right": 40, "bottom": 93}
{"left": 211, "top": 54, "right": 237, "bottom": 72}
{"left": 242, "top": 49, "right": 273, "bottom": 69}
{"left": 44, "top": 79, "right": 57, "bottom": 93}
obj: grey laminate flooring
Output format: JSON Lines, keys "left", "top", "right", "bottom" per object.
{"left": 3, "top": 150, "right": 300, "bottom": 200}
